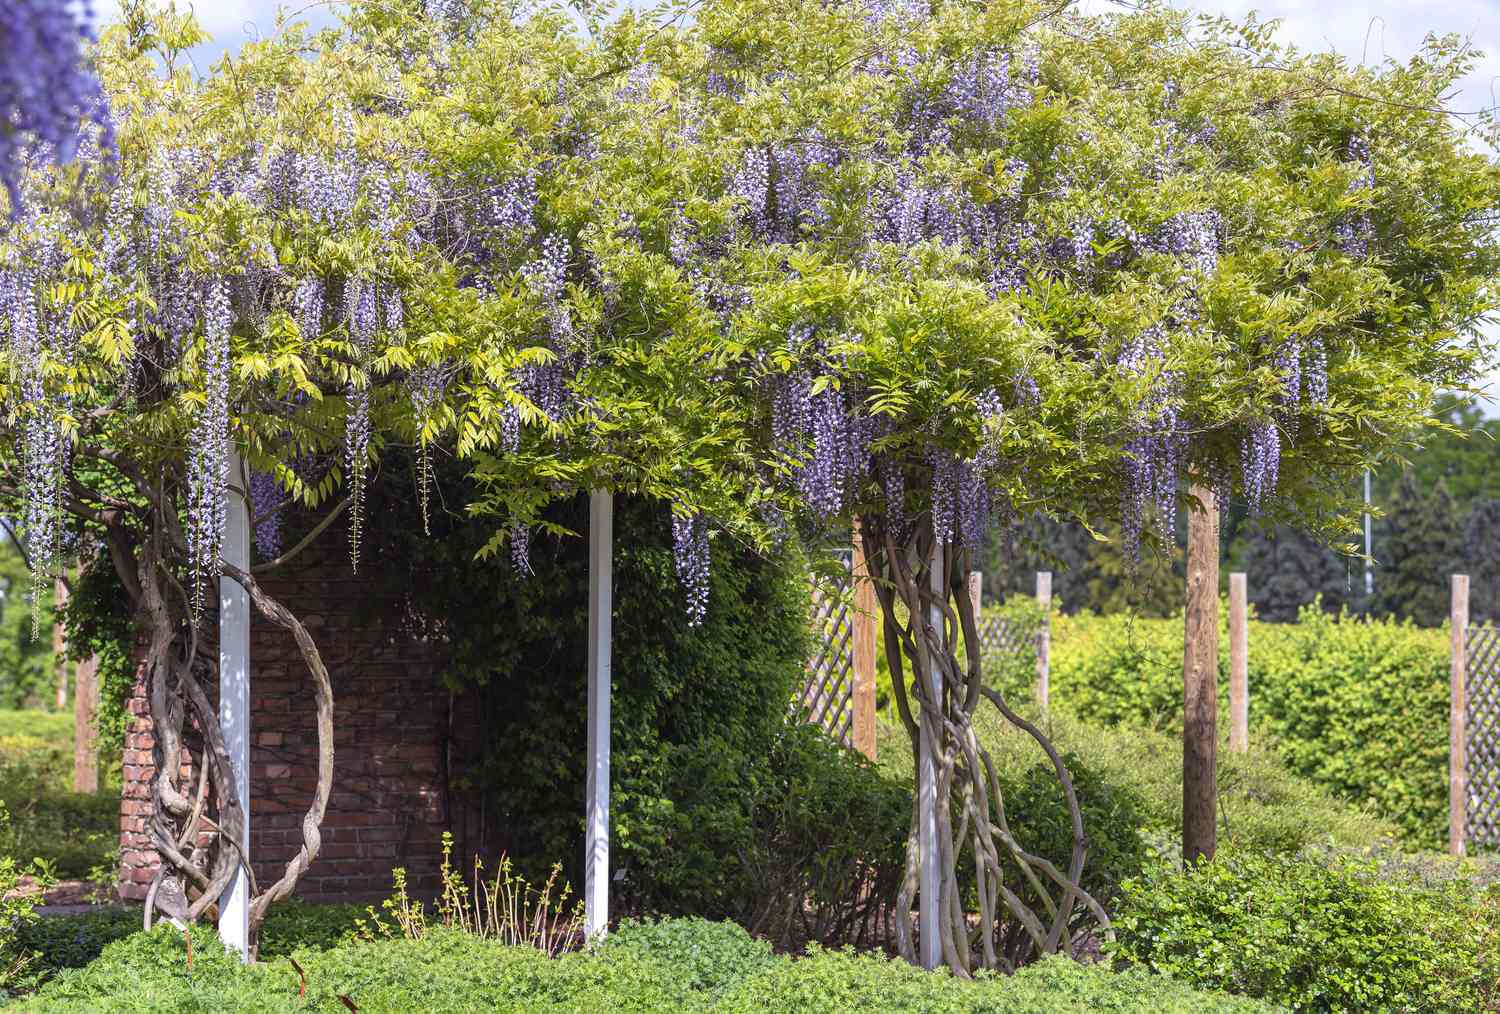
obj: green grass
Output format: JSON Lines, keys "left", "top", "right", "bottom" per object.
{"left": 0, "top": 709, "right": 118, "bottom": 881}
{"left": 0, "top": 711, "right": 70, "bottom": 742}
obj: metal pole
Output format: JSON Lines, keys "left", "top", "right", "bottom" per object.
{"left": 1363, "top": 469, "right": 1373, "bottom": 599}
{"left": 218, "top": 448, "right": 251, "bottom": 961}
{"left": 585, "top": 489, "right": 613, "bottom": 938}
{"left": 918, "top": 538, "right": 943, "bottom": 970}
{"left": 1035, "top": 572, "right": 1052, "bottom": 711}
{"left": 851, "top": 524, "right": 878, "bottom": 761}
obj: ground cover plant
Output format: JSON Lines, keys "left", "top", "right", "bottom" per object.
{"left": 1112, "top": 848, "right": 1500, "bottom": 1012}
{"left": 5, "top": 917, "right": 1278, "bottom": 1013}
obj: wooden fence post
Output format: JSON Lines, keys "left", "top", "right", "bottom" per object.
{"left": 967, "top": 571, "right": 982, "bottom": 619}
{"left": 1452, "top": 574, "right": 1469, "bottom": 858}
{"left": 73, "top": 653, "right": 98, "bottom": 793}
{"left": 1229, "top": 572, "right": 1248, "bottom": 753}
{"left": 851, "top": 525, "right": 878, "bottom": 761}
{"left": 1183, "top": 484, "right": 1220, "bottom": 864}
{"left": 1035, "top": 572, "right": 1052, "bottom": 710}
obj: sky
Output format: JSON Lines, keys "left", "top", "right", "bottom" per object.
{"left": 97, "top": 0, "right": 1500, "bottom": 404}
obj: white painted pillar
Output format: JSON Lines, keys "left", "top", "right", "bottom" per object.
{"left": 218, "top": 449, "right": 251, "bottom": 961}
{"left": 918, "top": 539, "right": 943, "bottom": 970}
{"left": 585, "top": 489, "right": 613, "bottom": 938}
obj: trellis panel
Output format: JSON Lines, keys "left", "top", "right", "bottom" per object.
{"left": 976, "top": 612, "right": 1041, "bottom": 659}
{"left": 1466, "top": 625, "right": 1500, "bottom": 848}
{"left": 801, "top": 553, "right": 856, "bottom": 749}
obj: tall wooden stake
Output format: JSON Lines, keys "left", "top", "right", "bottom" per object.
{"left": 1228, "top": 572, "right": 1248, "bottom": 753}
{"left": 585, "top": 489, "right": 613, "bottom": 937}
{"left": 851, "top": 524, "right": 877, "bottom": 761}
{"left": 918, "top": 539, "right": 943, "bottom": 970}
{"left": 218, "top": 449, "right": 251, "bottom": 961}
{"left": 1036, "top": 571, "right": 1052, "bottom": 711}
{"left": 73, "top": 653, "right": 99, "bottom": 793}
{"left": 1183, "top": 484, "right": 1219, "bottom": 864}
{"left": 1451, "top": 574, "right": 1469, "bottom": 857}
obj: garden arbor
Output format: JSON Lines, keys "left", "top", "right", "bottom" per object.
{"left": 0, "top": 0, "right": 1495, "bottom": 978}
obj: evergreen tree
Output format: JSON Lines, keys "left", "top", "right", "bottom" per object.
{"left": 1241, "top": 524, "right": 1353, "bottom": 622}
{"left": 1464, "top": 498, "right": 1500, "bottom": 624}
{"left": 1373, "top": 473, "right": 1463, "bottom": 626}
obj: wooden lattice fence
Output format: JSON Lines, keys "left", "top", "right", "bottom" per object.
{"left": 799, "top": 549, "right": 1054, "bottom": 756}
{"left": 1463, "top": 622, "right": 1500, "bottom": 849}
{"left": 802, "top": 551, "right": 859, "bottom": 749}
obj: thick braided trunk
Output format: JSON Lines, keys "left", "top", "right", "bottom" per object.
{"left": 123, "top": 507, "right": 335, "bottom": 956}
{"left": 862, "top": 513, "right": 1111, "bottom": 974}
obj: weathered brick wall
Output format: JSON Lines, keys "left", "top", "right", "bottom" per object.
{"left": 119, "top": 535, "right": 476, "bottom": 902}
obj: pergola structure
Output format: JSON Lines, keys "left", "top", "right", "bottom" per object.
{"left": 212, "top": 461, "right": 615, "bottom": 959}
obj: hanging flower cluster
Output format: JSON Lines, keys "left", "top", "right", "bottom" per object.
{"left": 0, "top": 2, "right": 112, "bottom": 215}
{"left": 186, "top": 279, "right": 233, "bottom": 606}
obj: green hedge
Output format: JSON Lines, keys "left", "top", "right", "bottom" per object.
{"left": 1040, "top": 606, "right": 1448, "bottom": 847}
{"left": 1113, "top": 849, "right": 1500, "bottom": 1012}
{"left": 8, "top": 918, "right": 1277, "bottom": 1013}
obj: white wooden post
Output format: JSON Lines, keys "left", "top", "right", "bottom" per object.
{"left": 585, "top": 489, "right": 613, "bottom": 938}
{"left": 1035, "top": 571, "right": 1052, "bottom": 710}
{"left": 918, "top": 540, "right": 943, "bottom": 970}
{"left": 1229, "top": 572, "right": 1249, "bottom": 753}
{"left": 218, "top": 449, "right": 251, "bottom": 961}
{"left": 1451, "top": 574, "right": 1469, "bottom": 857}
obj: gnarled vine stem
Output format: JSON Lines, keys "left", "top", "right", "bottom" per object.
{"left": 859, "top": 512, "right": 1109, "bottom": 974}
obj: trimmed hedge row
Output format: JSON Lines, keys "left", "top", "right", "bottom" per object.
{"left": 7, "top": 917, "right": 1275, "bottom": 1013}
{"left": 1039, "top": 606, "right": 1448, "bottom": 847}
{"left": 1113, "top": 849, "right": 1500, "bottom": 1012}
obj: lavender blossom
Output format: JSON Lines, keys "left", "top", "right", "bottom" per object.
{"left": 672, "top": 508, "right": 711, "bottom": 626}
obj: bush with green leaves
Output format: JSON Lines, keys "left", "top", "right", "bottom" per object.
{"left": 877, "top": 703, "right": 1389, "bottom": 915}
{"left": 1041, "top": 607, "right": 1448, "bottom": 846}
{"left": 0, "top": 805, "right": 48, "bottom": 995}
{"left": 9, "top": 918, "right": 1277, "bottom": 1013}
{"left": 1112, "top": 849, "right": 1500, "bottom": 1012}
{"left": 8, "top": 900, "right": 367, "bottom": 995}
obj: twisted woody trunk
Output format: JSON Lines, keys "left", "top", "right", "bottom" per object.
{"left": 859, "top": 513, "right": 1110, "bottom": 974}
{"left": 89, "top": 471, "right": 338, "bottom": 956}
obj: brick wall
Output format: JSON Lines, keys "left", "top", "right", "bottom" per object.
{"left": 119, "top": 534, "right": 481, "bottom": 902}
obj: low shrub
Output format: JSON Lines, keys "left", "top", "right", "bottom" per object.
{"left": 1037, "top": 607, "right": 1447, "bottom": 847}
{"left": 1112, "top": 848, "right": 1500, "bottom": 1012}
{"left": 0, "top": 806, "right": 48, "bottom": 994}
{"left": 8, "top": 917, "right": 1278, "bottom": 1013}
{"left": 9, "top": 900, "right": 366, "bottom": 993}
{"left": 597, "top": 917, "right": 775, "bottom": 996}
